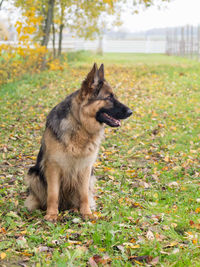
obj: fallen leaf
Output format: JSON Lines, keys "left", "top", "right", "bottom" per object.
{"left": 168, "top": 182, "right": 179, "bottom": 187}
{"left": 124, "top": 243, "right": 140, "bottom": 249}
{"left": 37, "top": 246, "right": 52, "bottom": 252}
{"left": 0, "top": 252, "right": 6, "bottom": 260}
{"left": 163, "top": 241, "right": 178, "bottom": 248}
{"left": 129, "top": 255, "right": 153, "bottom": 264}
{"left": 116, "top": 245, "right": 125, "bottom": 253}
{"left": 17, "top": 236, "right": 28, "bottom": 248}
{"left": 172, "top": 248, "right": 180, "bottom": 254}
{"left": 0, "top": 227, "right": 7, "bottom": 234}
{"left": 155, "top": 233, "right": 166, "bottom": 241}
{"left": 146, "top": 230, "right": 154, "bottom": 240}
{"left": 139, "top": 181, "right": 151, "bottom": 188}
{"left": 88, "top": 254, "right": 111, "bottom": 266}
{"left": 195, "top": 207, "right": 200, "bottom": 213}
{"left": 88, "top": 257, "right": 98, "bottom": 267}
{"left": 72, "top": 218, "right": 81, "bottom": 223}
{"left": 149, "top": 256, "right": 159, "bottom": 265}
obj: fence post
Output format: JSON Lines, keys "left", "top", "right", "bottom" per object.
{"left": 190, "top": 25, "right": 193, "bottom": 58}
{"left": 198, "top": 25, "right": 200, "bottom": 61}
{"left": 180, "top": 26, "right": 185, "bottom": 56}
{"left": 186, "top": 25, "right": 189, "bottom": 56}
{"left": 166, "top": 30, "right": 170, "bottom": 55}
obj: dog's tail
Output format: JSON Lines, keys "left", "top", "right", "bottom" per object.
{"left": 24, "top": 169, "right": 47, "bottom": 211}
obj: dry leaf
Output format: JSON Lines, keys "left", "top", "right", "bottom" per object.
{"left": 88, "top": 257, "right": 98, "bottom": 267}
{"left": 0, "top": 252, "right": 6, "bottom": 260}
{"left": 163, "top": 241, "right": 178, "bottom": 248}
{"left": 172, "top": 248, "right": 180, "bottom": 254}
{"left": 149, "top": 256, "right": 159, "bottom": 265}
{"left": 116, "top": 245, "right": 125, "bottom": 253}
{"left": 146, "top": 230, "right": 154, "bottom": 240}
{"left": 129, "top": 255, "right": 153, "bottom": 264}
{"left": 168, "top": 182, "right": 179, "bottom": 187}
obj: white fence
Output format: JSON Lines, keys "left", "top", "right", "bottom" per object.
{"left": 0, "top": 38, "right": 166, "bottom": 54}
{"left": 56, "top": 38, "right": 166, "bottom": 53}
{"left": 166, "top": 25, "right": 200, "bottom": 59}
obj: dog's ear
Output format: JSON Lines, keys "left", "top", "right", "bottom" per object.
{"left": 98, "top": 64, "right": 104, "bottom": 81}
{"left": 82, "top": 63, "right": 99, "bottom": 91}
{"left": 87, "top": 63, "right": 99, "bottom": 85}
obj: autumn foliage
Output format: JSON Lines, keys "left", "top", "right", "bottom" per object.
{"left": 0, "top": 8, "right": 45, "bottom": 85}
{"left": 0, "top": 0, "right": 171, "bottom": 85}
{"left": 0, "top": 5, "right": 63, "bottom": 85}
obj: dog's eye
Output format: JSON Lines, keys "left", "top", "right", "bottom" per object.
{"left": 106, "top": 94, "right": 114, "bottom": 101}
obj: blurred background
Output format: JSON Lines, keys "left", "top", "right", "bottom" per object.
{"left": 1, "top": 0, "right": 200, "bottom": 54}
{"left": 0, "top": 0, "right": 200, "bottom": 85}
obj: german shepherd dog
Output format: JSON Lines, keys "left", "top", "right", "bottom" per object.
{"left": 25, "top": 63, "right": 132, "bottom": 221}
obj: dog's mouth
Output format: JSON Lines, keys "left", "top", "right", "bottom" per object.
{"left": 102, "top": 112, "right": 121, "bottom": 127}
{"left": 96, "top": 111, "right": 121, "bottom": 127}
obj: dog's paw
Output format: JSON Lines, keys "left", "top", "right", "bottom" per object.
{"left": 44, "top": 214, "right": 58, "bottom": 222}
{"left": 80, "top": 208, "right": 92, "bottom": 220}
{"left": 81, "top": 213, "right": 94, "bottom": 221}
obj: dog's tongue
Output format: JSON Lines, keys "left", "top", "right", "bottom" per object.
{"left": 114, "top": 119, "right": 121, "bottom": 126}
{"left": 103, "top": 113, "right": 121, "bottom": 126}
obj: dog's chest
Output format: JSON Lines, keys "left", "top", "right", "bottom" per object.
{"left": 51, "top": 140, "right": 100, "bottom": 175}
{"left": 63, "top": 127, "right": 103, "bottom": 158}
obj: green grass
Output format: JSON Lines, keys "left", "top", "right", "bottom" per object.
{"left": 1, "top": 52, "right": 200, "bottom": 266}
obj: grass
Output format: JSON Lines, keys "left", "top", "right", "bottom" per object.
{"left": 1, "top": 52, "right": 200, "bottom": 266}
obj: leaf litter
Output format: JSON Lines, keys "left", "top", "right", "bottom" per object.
{"left": 1, "top": 54, "right": 200, "bottom": 265}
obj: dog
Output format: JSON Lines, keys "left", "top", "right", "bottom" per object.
{"left": 25, "top": 63, "right": 132, "bottom": 221}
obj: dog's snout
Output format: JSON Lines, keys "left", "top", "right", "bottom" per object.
{"left": 126, "top": 108, "right": 132, "bottom": 117}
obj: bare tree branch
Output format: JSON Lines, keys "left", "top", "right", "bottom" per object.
{"left": 0, "top": 0, "right": 4, "bottom": 10}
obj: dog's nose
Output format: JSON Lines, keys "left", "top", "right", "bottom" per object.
{"left": 126, "top": 108, "right": 133, "bottom": 117}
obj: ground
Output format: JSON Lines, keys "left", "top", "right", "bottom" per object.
{"left": 0, "top": 53, "right": 200, "bottom": 266}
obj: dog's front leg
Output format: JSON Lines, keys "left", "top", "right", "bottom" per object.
{"left": 44, "top": 163, "right": 60, "bottom": 222}
{"left": 79, "top": 167, "right": 92, "bottom": 219}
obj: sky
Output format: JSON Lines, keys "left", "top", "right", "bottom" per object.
{"left": 120, "top": 0, "right": 200, "bottom": 32}
{"left": 0, "top": 0, "right": 200, "bottom": 33}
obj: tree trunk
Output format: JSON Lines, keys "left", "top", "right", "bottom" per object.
{"left": 41, "top": 0, "right": 55, "bottom": 69}
{"left": 0, "top": 0, "right": 4, "bottom": 10}
{"left": 58, "top": 24, "right": 64, "bottom": 57}
{"left": 52, "top": 21, "right": 56, "bottom": 58}
{"left": 97, "top": 35, "right": 103, "bottom": 55}
{"left": 41, "top": 0, "right": 55, "bottom": 47}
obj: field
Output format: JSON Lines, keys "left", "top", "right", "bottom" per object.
{"left": 1, "top": 52, "right": 200, "bottom": 266}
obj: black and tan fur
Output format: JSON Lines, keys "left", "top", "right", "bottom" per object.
{"left": 25, "top": 63, "right": 132, "bottom": 221}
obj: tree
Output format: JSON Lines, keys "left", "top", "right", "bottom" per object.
{"left": 41, "top": 0, "right": 55, "bottom": 47}
{"left": 13, "top": 0, "right": 171, "bottom": 58}
{"left": 0, "top": 0, "right": 4, "bottom": 9}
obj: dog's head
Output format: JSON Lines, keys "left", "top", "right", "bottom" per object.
{"left": 78, "top": 63, "right": 132, "bottom": 132}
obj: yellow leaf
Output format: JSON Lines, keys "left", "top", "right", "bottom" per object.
{"left": 124, "top": 243, "right": 140, "bottom": 249}
{"left": 1, "top": 252, "right": 6, "bottom": 259}
{"left": 166, "top": 241, "right": 178, "bottom": 247}
{"left": 195, "top": 207, "right": 200, "bottom": 213}
{"left": 133, "top": 260, "right": 142, "bottom": 265}
{"left": 153, "top": 193, "right": 158, "bottom": 199}
{"left": 99, "top": 248, "right": 106, "bottom": 252}
{"left": 129, "top": 244, "right": 140, "bottom": 249}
